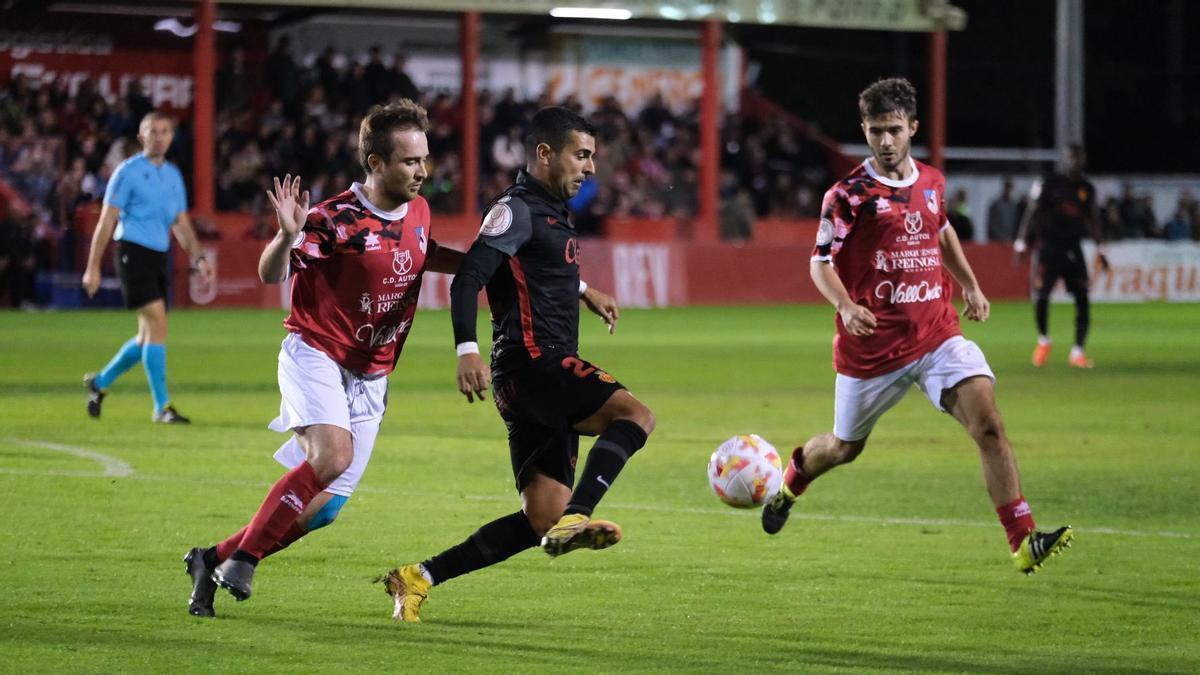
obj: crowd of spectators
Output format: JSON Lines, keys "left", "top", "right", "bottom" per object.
{"left": 2, "top": 39, "right": 1198, "bottom": 307}
{"left": 981, "top": 178, "right": 1199, "bottom": 244}
{"left": 212, "top": 39, "right": 832, "bottom": 239}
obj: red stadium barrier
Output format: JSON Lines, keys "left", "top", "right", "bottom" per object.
{"left": 165, "top": 211, "right": 1032, "bottom": 309}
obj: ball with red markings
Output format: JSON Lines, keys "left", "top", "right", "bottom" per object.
{"left": 708, "top": 434, "right": 782, "bottom": 508}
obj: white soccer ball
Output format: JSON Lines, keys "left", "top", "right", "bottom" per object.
{"left": 708, "top": 434, "right": 783, "bottom": 508}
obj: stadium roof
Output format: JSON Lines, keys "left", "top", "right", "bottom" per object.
{"left": 44, "top": 0, "right": 965, "bottom": 31}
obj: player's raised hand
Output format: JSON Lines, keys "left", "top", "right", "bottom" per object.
{"left": 839, "top": 303, "right": 877, "bottom": 336}
{"left": 456, "top": 352, "right": 491, "bottom": 403}
{"left": 265, "top": 174, "right": 310, "bottom": 239}
{"left": 962, "top": 286, "right": 990, "bottom": 322}
{"left": 582, "top": 286, "right": 619, "bottom": 334}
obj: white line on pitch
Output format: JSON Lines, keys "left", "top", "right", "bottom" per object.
{"left": 1, "top": 437, "right": 133, "bottom": 477}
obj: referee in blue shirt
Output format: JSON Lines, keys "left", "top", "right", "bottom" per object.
{"left": 82, "top": 112, "right": 213, "bottom": 423}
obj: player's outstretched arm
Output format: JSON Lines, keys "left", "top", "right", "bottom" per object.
{"left": 938, "top": 225, "right": 989, "bottom": 322}
{"left": 260, "top": 174, "right": 310, "bottom": 284}
{"left": 581, "top": 284, "right": 619, "bottom": 334}
{"left": 426, "top": 245, "right": 465, "bottom": 274}
{"left": 810, "top": 260, "right": 876, "bottom": 336}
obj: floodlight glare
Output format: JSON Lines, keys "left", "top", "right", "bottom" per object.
{"left": 549, "top": 7, "right": 634, "bottom": 20}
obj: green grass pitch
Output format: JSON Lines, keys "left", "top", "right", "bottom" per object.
{"left": 1, "top": 302, "right": 1198, "bottom": 673}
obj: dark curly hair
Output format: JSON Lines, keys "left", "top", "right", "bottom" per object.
{"left": 858, "top": 78, "right": 918, "bottom": 121}
{"left": 358, "top": 99, "right": 430, "bottom": 172}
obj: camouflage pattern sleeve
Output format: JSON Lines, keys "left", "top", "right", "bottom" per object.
{"left": 288, "top": 206, "right": 337, "bottom": 272}
{"left": 812, "top": 186, "right": 854, "bottom": 263}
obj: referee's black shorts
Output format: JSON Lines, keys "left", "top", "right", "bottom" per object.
{"left": 492, "top": 347, "right": 625, "bottom": 492}
{"left": 114, "top": 240, "right": 169, "bottom": 309}
{"left": 1034, "top": 244, "right": 1089, "bottom": 298}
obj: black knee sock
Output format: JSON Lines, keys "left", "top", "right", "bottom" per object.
{"left": 565, "top": 419, "right": 649, "bottom": 517}
{"left": 1035, "top": 296, "right": 1050, "bottom": 336}
{"left": 422, "top": 511, "right": 539, "bottom": 585}
{"left": 1073, "top": 291, "right": 1090, "bottom": 347}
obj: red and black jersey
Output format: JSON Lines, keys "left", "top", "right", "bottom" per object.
{"left": 472, "top": 171, "right": 582, "bottom": 362}
{"left": 813, "top": 157, "right": 961, "bottom": 378}
{"left": 284, "top": 183, "right": 436, "bottom": 376}
{"left": 1034, "top": 173, "right": 1095, "bottom": 250}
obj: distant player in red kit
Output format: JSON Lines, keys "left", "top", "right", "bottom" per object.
{"left": 760, "top": 78, "right": 1073, "bottom": 575}
{"left": 182, "top": 100, "right": 462, "bottom": 616}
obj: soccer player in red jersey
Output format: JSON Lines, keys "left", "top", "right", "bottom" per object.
{"left": 182, "top": 100, "right": 463, "bottom": 616}
{"left": 760, "top": 79, "right": 1073, "bottom": 575}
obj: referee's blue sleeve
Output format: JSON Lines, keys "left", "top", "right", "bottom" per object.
{"left": 104, "top": 162, "right": 133, "bottom": 210}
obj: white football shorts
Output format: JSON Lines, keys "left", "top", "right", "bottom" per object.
{"left": 269, "top": 332, "right": 388, "bottom": 497}
{"left": 833, "top": 335, "right": 994, "bottom": 442}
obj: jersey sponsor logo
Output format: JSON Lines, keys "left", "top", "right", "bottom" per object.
{"left": 817, "top": 218, "right": 835, "bottom": 246}
{"left": 564, "top": 237, "right": 579, "bottom": 263}
{"left": 924, "top": 189, "right": 939, "bottom": 214}
{"left": 364, "top": 231, "right": 382, "bottom": 251}
{"left": 872, "top": 250, "right": 889, "bottom": 271}
{"left": 392, "top": 249, "right": 413, "bottom": 275}
{"left": 360, "top": 292, "right": 372, "bottom": 313}
{"left": 874, "top": 280, "right": 943, "bottom": 305}
{"left": 904, "top": 211, "right": 923, "bottom": 234}
{"left": 354, "top": 319, "right": 412, "bottom": 347}
{"left": 876, "top": 197, "right": 891, "bottom": 213}
{"left": 480, "top": 203, "right": 513, "bottom": 236}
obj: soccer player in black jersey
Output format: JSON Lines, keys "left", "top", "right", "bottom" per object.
{"left": 378, "top": 107, "right": 656, "bottom": 622}
{"left": 1016, "top": 144, "right": 1108, "bottom": 368}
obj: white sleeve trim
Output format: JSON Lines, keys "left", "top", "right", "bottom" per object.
{"left": 578, "top": 279, "right": 588, "bottom": 296}
{"left": 938, "top": 222, "right": 952, "bottom": 232}
{"left": 456, "top": 342, "right": 480, "bottom": 356}
{"left": 811, "top": 254, "right": 833, "bottom": 263}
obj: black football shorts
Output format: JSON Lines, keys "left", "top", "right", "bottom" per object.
{"left": 114, "top": 240, "right": 169, "bottom": 309}
{"left": 492, "top": 348, "right": 624, "bottom": 491}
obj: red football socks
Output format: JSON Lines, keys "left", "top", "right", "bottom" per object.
{"left": 996, "top": 496, "right": 1037, "bottom": 552}
{"left": 233, "top": 462, "right": 327, "bottom": 559}
{"left": 782, "top": 447, "right": 814, "bottom": 498}
{"left": 215, "top": 522, "right": 308, "bottom": 563}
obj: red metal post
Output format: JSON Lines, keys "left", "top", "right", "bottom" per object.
{"left": 193, "top": 0, "right": 215, "bottom": 218}
{"left": 928, "top": 30, "right": 947, "bottom": 171}
{"left": 460, "top": 11, "right": 480, "bottom": 217}
{"left": 697, "top": 19, "right": 721, "bottom": 242}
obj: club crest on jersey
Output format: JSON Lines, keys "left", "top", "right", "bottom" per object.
{"left": 904, "top": 211, "right": 923, "bottom": 234}
{"left": 392, "top": 249, "right": 413, "bottom": 275}
{"left": 415, "top": 226, "right": 427, "bottom": 254}
{"left": 876, "top": 197, "right": 892, "bottom": 214}
{"left": 481, "top": 203, "right": 513, "bottom": 236}
{"left": 924, "top": 189, "right": 939, "bottom": 214}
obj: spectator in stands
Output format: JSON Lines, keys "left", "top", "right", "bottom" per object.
{"left": 491, "top": 125, "right": 525, "bottom": 178}
{"left": 216, "top": 48, "right": 251, "bottom": 113}
{"left": 0, "top": 202, "right": 38, "bottom": 308}
{"left": 264, "top": 35, "right": 300, "bottom": 113}
{"left": 719, "top": 169, "right": 753, "bottom": 242}
{"left": 1119, "top": 183, "right": 1158, "bottom": 238}
{"left": 389, "top": 52, "right": 421, "bottom": 104}
{"left": 1163, "top": 190, "right": 1196, "bottom": 241}
{"left": 986, "top": 177, "right": 1021, "bottom": 242}
{"left": 1100, "top": 197, "right": 1125, "bottom": 242}
{"left": 946, "top": 189, "right": 975, "bottom": 242}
